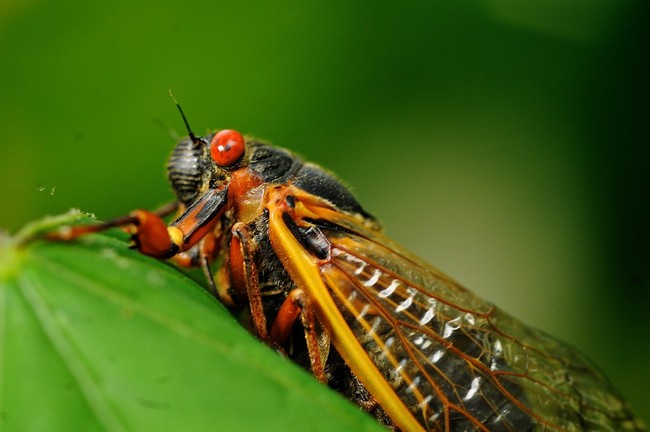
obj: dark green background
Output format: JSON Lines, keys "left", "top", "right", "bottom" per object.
{"left": 1, "top": 0, "right": 648, "bottom": 425}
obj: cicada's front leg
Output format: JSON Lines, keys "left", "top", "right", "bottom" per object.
{"left": 47, "top": 187, "right": 228, "bottom": 261}
{"left": 45, "top": 202, "right": 182, "bottom": 258}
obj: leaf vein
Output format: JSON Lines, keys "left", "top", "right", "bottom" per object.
{"left": 18, "top": 270, "right": 127, "bottom": 432}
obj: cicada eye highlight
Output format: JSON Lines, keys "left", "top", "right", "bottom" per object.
{"left": 210, "top": 129, "right": 245, "bottom": 167}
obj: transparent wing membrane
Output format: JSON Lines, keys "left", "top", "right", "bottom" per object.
{"left": 314, "top": 222, "right": 641, "bottom": 431}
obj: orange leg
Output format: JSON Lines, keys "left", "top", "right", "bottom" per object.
{"left": 228, "top": 221, "right": 326, "bottom": 382}
{"left": 47, "top": 187, "right": 228, "bottom": 260}
{"left": 197, "top": 233, "right": 219, "bottom": 296}
{"left": 270, "top": 289, "right": 326, "bottom": 383}
{"left": 173, "top": 232, "right": 220, "bottom": 297}
{"left": 46, "top": 205, "right": 182, "bottom": 259}
{"left": 229, "top": 222, "right": 269, "bottom": 342}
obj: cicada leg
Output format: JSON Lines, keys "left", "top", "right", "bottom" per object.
{"left": 229, "top": 222, "right": 328, "bottom": 381}
{"left": 270, "top": 289, "right": 327, "bottom": 383}
{"left": 46, "top": 187, "right": 228, "bottom": 264}
{"left": 45, "top": 202, "right": 182, "bottom": 258}
{"left": 229, "top": 222, "right": 269, "bottom": 342}
{"left": 173, "top": 231, "right": 220, "bottom": 297}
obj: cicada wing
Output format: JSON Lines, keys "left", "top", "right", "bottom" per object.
{"left": 314, "top": 219, "right": 643, "bottom": 431}
{"left": 267, "top": 187, "right": 644, "bottom": 431}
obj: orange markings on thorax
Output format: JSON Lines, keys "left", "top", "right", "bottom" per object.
{"left": 228, "top": 168, "right": 265, "bottom": 224}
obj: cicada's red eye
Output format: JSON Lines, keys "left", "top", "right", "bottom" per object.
{"left": 210, "top": 129, "right": 245, "bottom": 167}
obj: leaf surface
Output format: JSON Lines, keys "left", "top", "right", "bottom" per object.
{"left": 0, "top": 214, "right": 383, "bottom": 432}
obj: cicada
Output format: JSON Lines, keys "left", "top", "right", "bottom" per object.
{"left": 48, "top": 104, "right": 645, "bottom": 432}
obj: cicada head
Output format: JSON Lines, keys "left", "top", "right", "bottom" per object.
{"left": 166, "top": 93, "right": 376, "bottom": 235}
{"left": 167, "top": 129, "right": 250, "bottom": 205}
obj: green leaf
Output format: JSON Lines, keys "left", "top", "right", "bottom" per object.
{"left": 0, "top": 213, "right": 384, "bottom": 432}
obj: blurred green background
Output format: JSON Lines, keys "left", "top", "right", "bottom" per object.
{"left": 1, "top": 0, "right": 648, "bottom": 425}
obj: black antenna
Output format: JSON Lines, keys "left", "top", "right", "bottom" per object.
{"left": 169, "top": 89, "right": 203, "bottom": 147}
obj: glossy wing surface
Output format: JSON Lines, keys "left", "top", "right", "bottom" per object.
{"left": 312, "top": 220, "right": 642, "bottom": 432}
